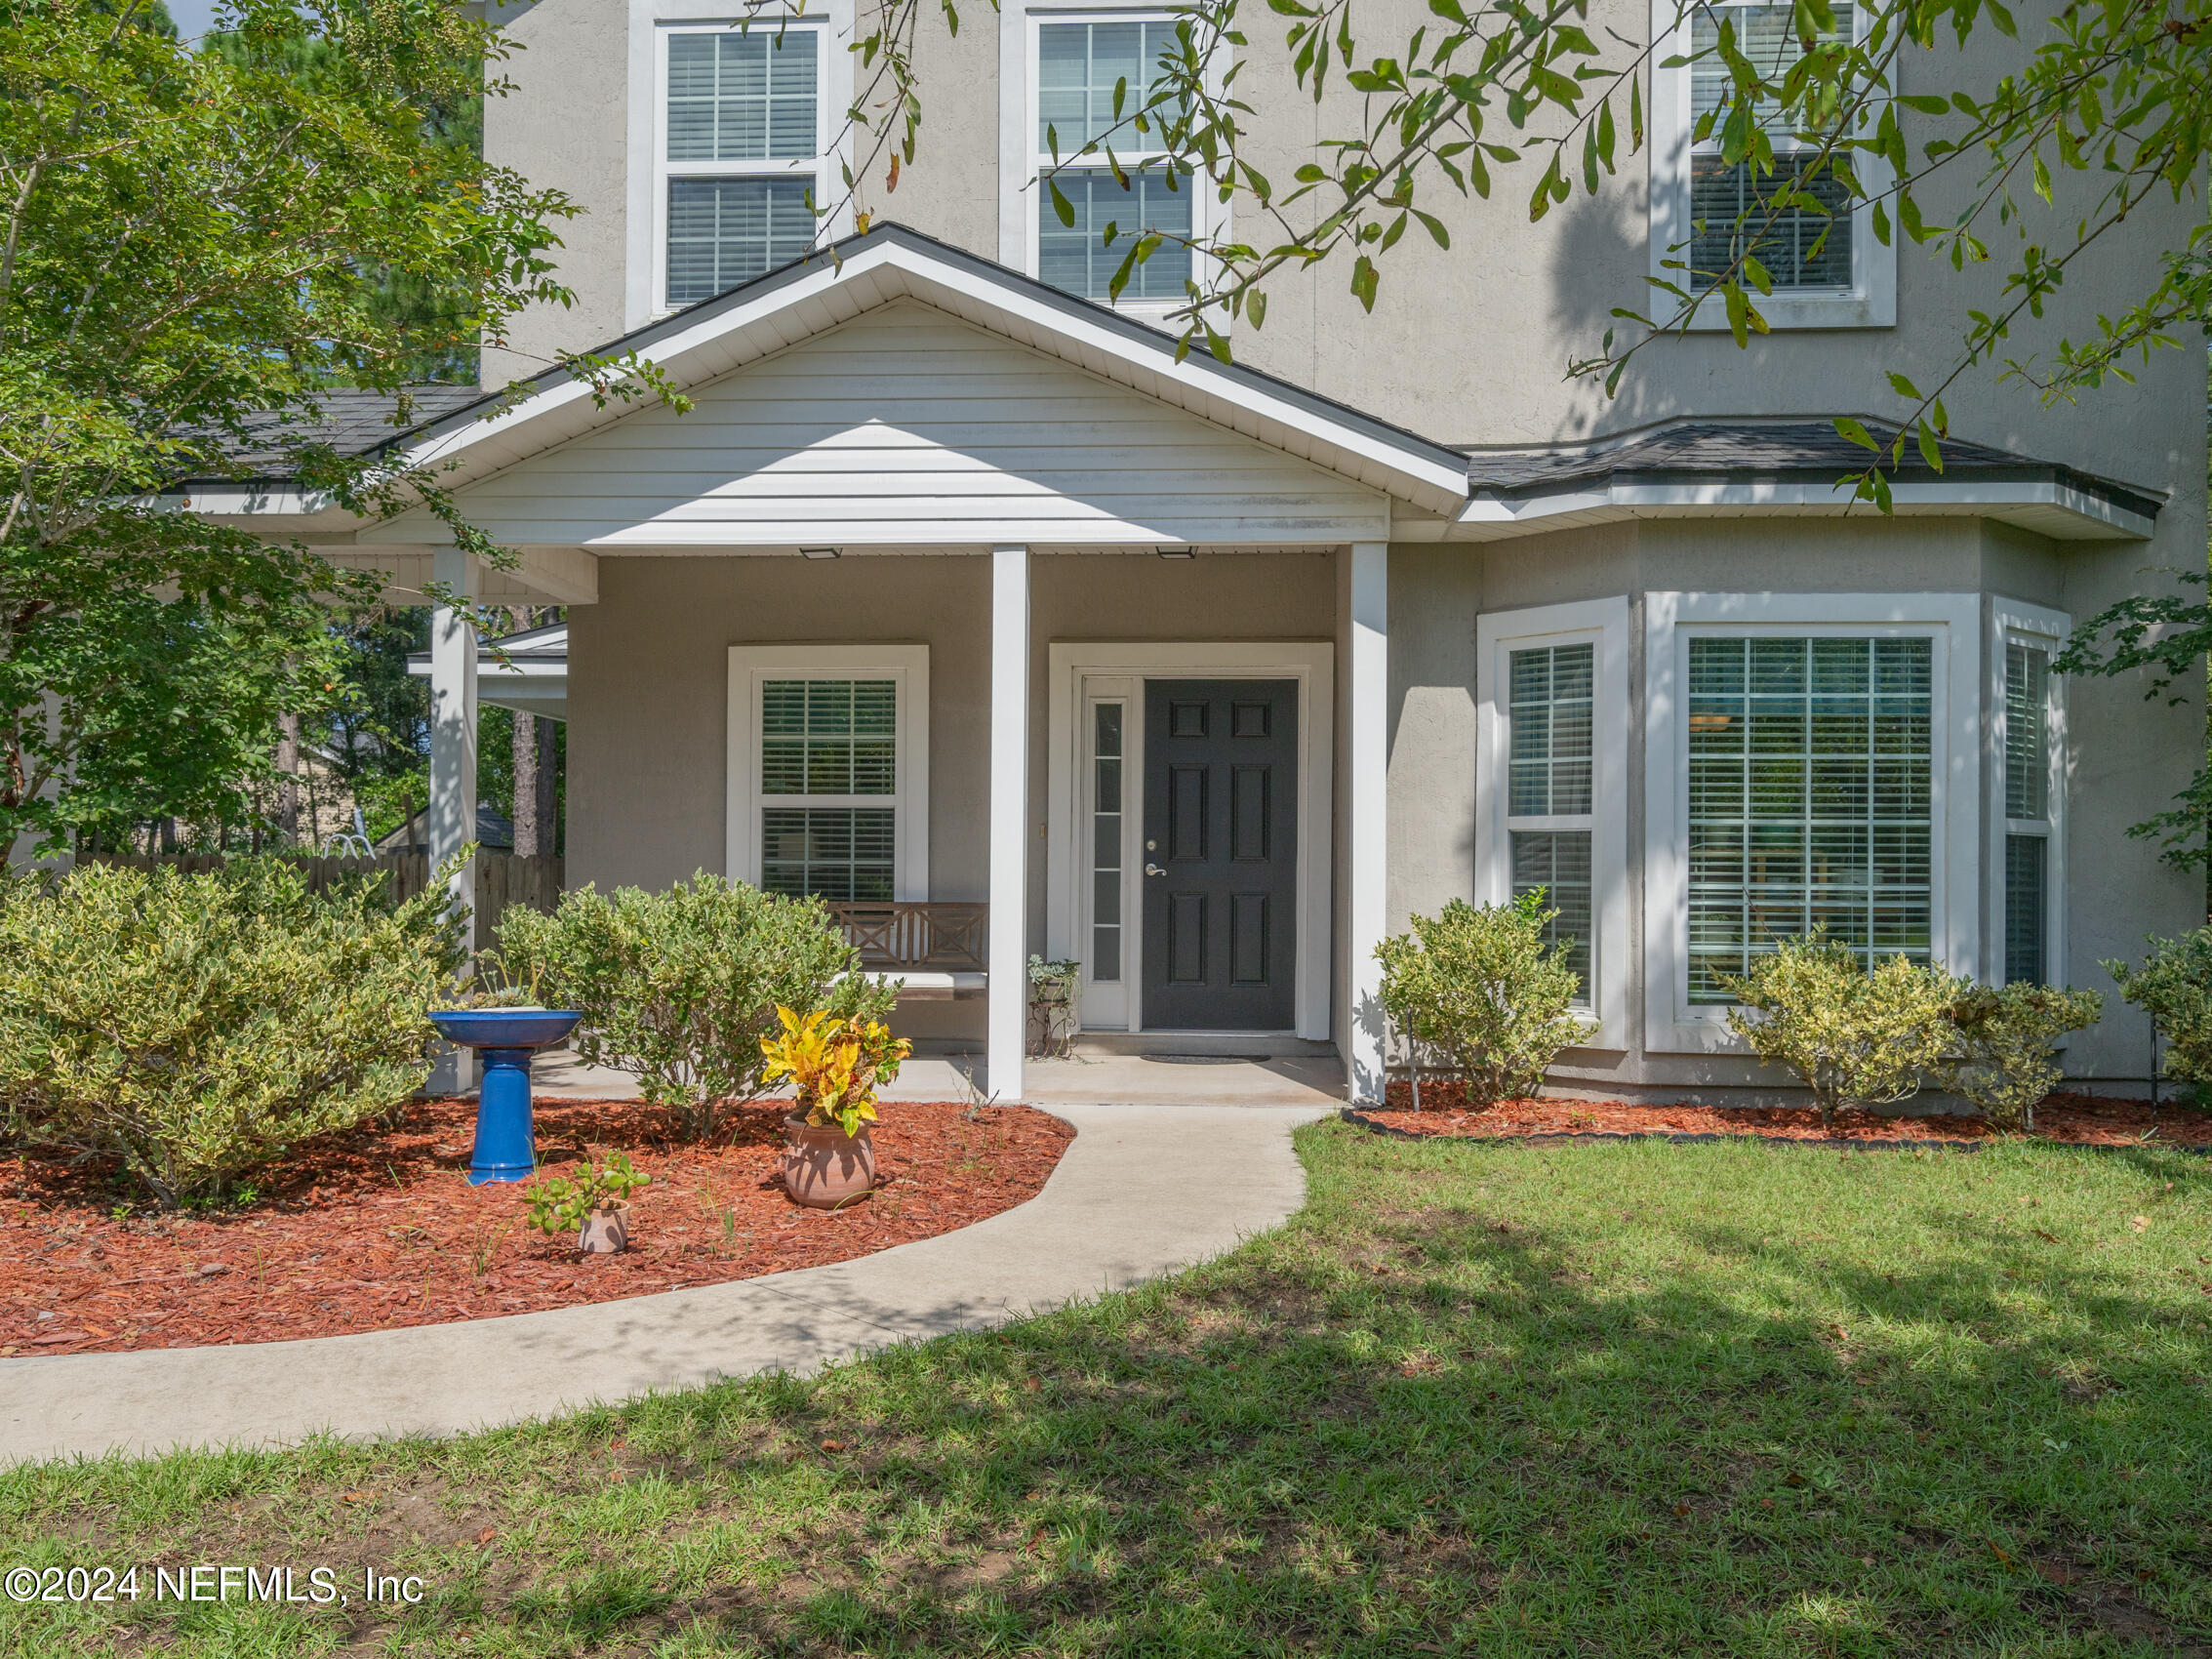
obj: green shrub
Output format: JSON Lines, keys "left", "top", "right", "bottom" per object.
{"left": 0, "top": 858, "right": 463, "bottom": 1209}
{"left": 1374, "top": 893, "right": 1585, "bottom": 1107}
{"left": 494, "top": 873, "right": 896, "bottom": 1140}
{"left": 1941, "top": 983, "right": 2103, "bottom": 1133}
{"left": 2106, "top": 926, "right": 2212, "bottom": 1087}
{"left": 1721, "top": 935, "right": 1957, "bottom": 1129}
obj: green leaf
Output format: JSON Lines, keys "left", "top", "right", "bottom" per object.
{"left": 1350, "top": 253, "right": 1380, "bottom": 311}
{"left": 1914, "top": 420, "right": 1945, "bottom": 472}
{"left": 1832, "top": 417, "right": 1880, "bottom": 453}
{"left": 1885, "top": 371, "right": 1921, "bottom": 399}
{"left": 1047, "top": 179, "right": 1076, "bottom": 228}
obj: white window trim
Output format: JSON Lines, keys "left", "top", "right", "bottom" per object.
{"left": 1642, "top": 591, "right": 1981, "bottom": 1054}
{"left": 626, "top": 0, "right": 858, "bottom": 332}
{"left": 1044, "top": 641, "right": 1335, "bottom": 1040}
{"left": 998, "top": 0, "right": 1226, "bottom": 321}
{"left": 1474, "top": 598, "right": 1630, "bottom": 1048}
{"left": 726, "top": 644, "right": 930, "bottom": 898}
{"left": 1647, "top": 0, "right": 1896, "bottom": 331}
{"left": 1989, "top": 596, "right": 2070, "bottom": 988}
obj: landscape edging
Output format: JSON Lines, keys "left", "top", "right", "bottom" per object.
{"left": 1338, "top": 1107, "right": 2212, "bottom": 1155}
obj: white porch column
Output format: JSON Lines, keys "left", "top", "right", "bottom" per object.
{"left": 1347, "top": 541, "right": 1388, "bottom": 1104}
{"left": 428, "top": 547, "right": 479, "bottom": 1093}
{"left": 987, "top": 545, "right": 1030, "bottom": 1103}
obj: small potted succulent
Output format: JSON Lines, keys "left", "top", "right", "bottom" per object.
{"left": 524, "top": 1152, "right": 652, "bottom": 1254}
{"left": 759, "top": 1006, "right": 912, "bottom": 1208}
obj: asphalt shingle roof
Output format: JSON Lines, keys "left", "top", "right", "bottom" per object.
{"left": 194, "top": 386, "right": 486, "bottom": 475}
{"left": 1458, "top": 418, "right": 2160, "bottom": 520}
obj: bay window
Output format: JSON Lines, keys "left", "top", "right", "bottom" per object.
{"left": 1991, "top": 603, "right": 2068, "bottom": 988}
{"left": 1476, "top": 598, "right": 1629, "bottom": 1042}
{"left": 1645, "top": 593, "right": 1979, "bottom": 1052}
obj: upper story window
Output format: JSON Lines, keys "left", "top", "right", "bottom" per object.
{"left": 660, "top": 26, "right": 823, "bottom": 309}
{"left": 1686, "top": 3, "right": 1853, "bottom": 291}
{"left": 1030, "top": 15, "right": 1193, "bottom": 303}
{"left": 1649, "top": 0, "right": 1894, "bottom": 329}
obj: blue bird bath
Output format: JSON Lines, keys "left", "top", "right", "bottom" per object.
{"left": 428, "top": 1009, "right": 583, "bottom": 1186}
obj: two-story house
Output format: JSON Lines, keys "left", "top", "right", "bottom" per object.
{"left": 193, "top": 0, "right": 2206, "bottom": 1105}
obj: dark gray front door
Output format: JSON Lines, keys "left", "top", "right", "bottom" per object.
{"left": 1142, "top": 679, "right": 1298, "bottom": 1030}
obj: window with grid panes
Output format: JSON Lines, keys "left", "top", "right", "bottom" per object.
{"left": 1686, "top": 635, "right": 1932, "bottom": 1001}
{"left": 1507, "top": 643, "right": 1594, "bottom": 1002}
{"left": 2003, "top": 640, "right": 2052, "bottom": 985}
{"left": 758, "top": 679, "right": 897, "bottom": 901}
{"left": 1035, "top": 19, "right": 1192, "bottom": 300}
{"left": 1686, "top": 3, "right": 1854, "bottom": 291}
{"left": 664, "top": 29, "right": 819, "bottom": 307}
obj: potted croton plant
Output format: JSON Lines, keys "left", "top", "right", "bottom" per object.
{"left": 760, "top": 1006, "right": 911, "bottom": 1208}
{"left": 524, "top": 1153, "right": 652, "bottom": 1254}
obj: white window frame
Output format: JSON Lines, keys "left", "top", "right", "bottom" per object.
{"left": 1475, "top": 598, "right": 1630, "bottom": 1047}
{"left": 1647, "top": 0, "right": 1896, "bottom": 331}
{"left": 1642, "top": 591, "right": 1981, "bottom": 1053}
{"left": 726, "top": 645, "right": 930, "bottom": 898}
{"left": 999, "top": 0, "right": 1225, "bottom": 321}
{"left": 625, "top": 0, "right": 858, "bottom": 332}
{"left": 1988, "top": 597, "right": 2069, "bottom": 989}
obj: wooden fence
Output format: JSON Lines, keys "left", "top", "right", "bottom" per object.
{"left": 89, "top": 851, "right": 564, "bottom": 949}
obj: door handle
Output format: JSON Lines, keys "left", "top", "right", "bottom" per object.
{"left": 1145, "top": 863, "right": 1166, "bottom": 876}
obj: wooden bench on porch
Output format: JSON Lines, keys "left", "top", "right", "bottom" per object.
{"left": 826, "top": 902, "right": 988, "bottom": 1000}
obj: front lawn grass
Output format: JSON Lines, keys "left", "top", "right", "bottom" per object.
{"left": 4, "top": 1119, "right": 2209, "bottom": 1657}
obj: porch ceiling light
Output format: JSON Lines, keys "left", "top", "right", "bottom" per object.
{"left": 800, "top": 546, "right": 841, "bottom": 560}
{"left": 1155, "top": 546, "right": 1195, "bottom": 559}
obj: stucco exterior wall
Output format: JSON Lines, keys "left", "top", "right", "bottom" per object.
{"left": 482, "top": 0, "right": 631, "bottom": 386}
{"left": 480, "top": 0, "right": 2202, "bottom": 548}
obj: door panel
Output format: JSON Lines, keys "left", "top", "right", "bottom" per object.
{"left": 1143, "top": 679, "right": 1298, "bottom": 1029}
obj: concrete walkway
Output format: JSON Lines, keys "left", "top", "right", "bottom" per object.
{"left": 534, "top": 1049, "right": 1347, "bottom": 1110}
{"left": 0, "top": 1103, "right": 1330, "bottom": 1468}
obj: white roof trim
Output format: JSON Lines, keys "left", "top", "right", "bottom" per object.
{"left": 1446, "top": 476, "right": 2154, "bottom": 542}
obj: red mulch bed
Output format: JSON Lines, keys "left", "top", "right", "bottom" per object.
{"left": 0, "top": 1098, "right": 1071, "bottom": 1358}
{"left": 1359, "top": 1084, "right": 2212, "bottom": 1147}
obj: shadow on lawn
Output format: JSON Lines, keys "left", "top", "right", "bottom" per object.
{"left": 433, "top": 1146, "right": 2212, "bottom": 1657}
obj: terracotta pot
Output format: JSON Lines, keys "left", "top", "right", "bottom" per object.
{"left": 578, "top": 1202, "right": 629, "bottom": 1254}
{"left": 782, "top": 1113, "right": 877, "bottom": 1208}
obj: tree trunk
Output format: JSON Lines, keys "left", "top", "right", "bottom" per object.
{"left": 535, "top": 710, "right": 557, "bottom": 854}
{"left": 511, "top": 708, "right": 541, "bottom": 857}
{"left": 274, "top": 711, "right": 301, "bottom": 845}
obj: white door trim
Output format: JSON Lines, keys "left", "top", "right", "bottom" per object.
{"left": 1047, "top": 640, "right": 1336, "bottom": 1040}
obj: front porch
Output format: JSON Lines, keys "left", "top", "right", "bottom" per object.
{"left": 203, "top": 228, "right": 1463, "bottom": 1101}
